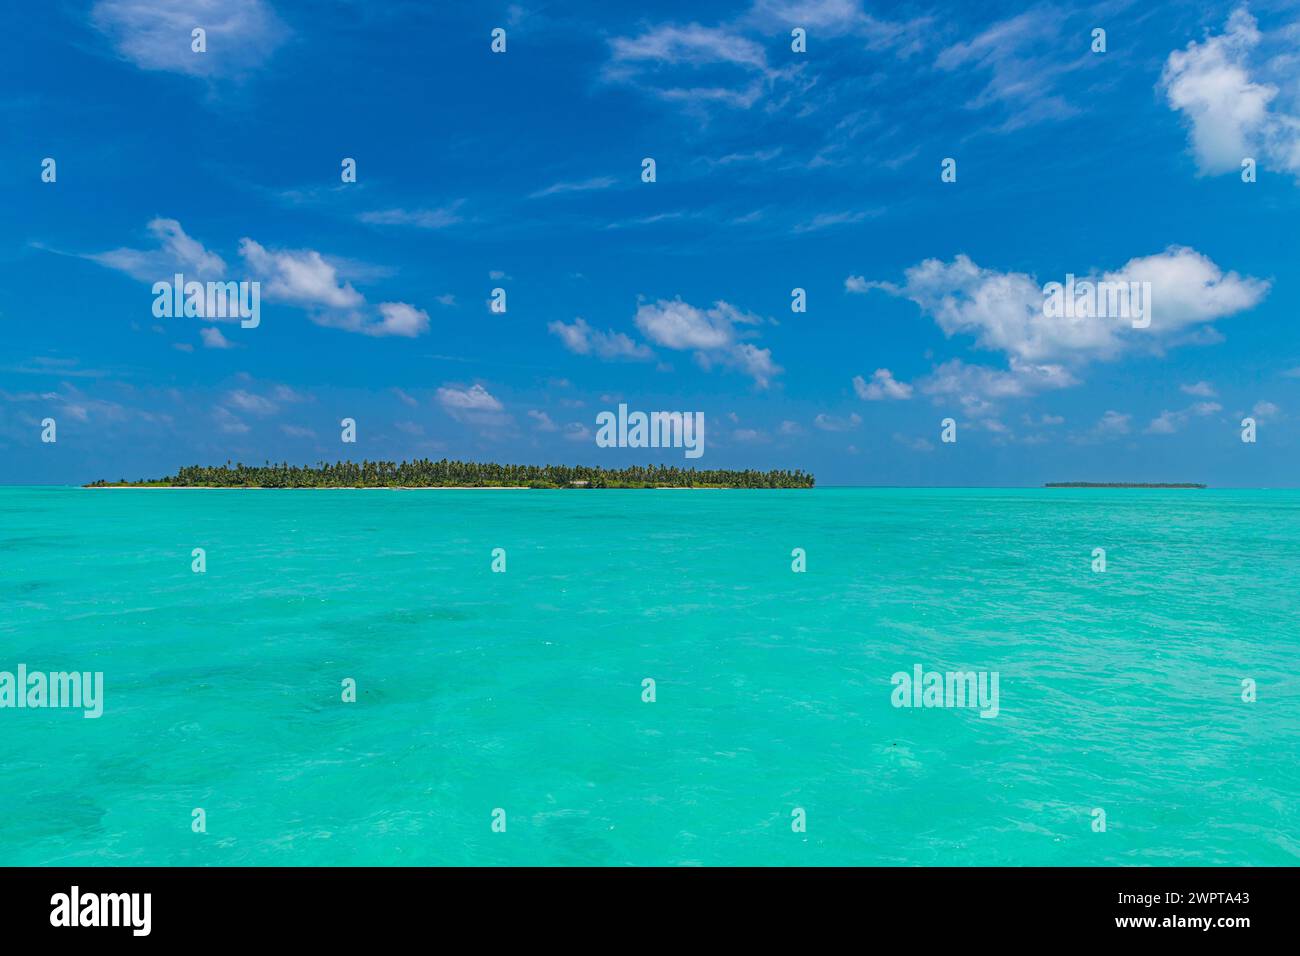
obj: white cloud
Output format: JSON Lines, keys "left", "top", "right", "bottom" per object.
{"left": 1180, "top": 380, "right": 1217, "bottom": 397}
{"left": 934, "top": 10, "right": 1079, "bottom": 131}
{"left": 91, "top": 0, "right": 289, "bottom": 77}
{"left": 238, "top": 239, "right": 363, "bottom": 311}
{"left": 744, "top": 1, "right": 932, "bottom": 52}
{"left": 853, "top": 368, "right": 913, "bottom": 400}
{"left": 1252, "top": 400, "right": 1281, "bottom": 421}
{"left": 213, "top": 406, "right": 249, "bottom": 434}
{"left": 1161, "top": 8, "right": 1300, "bottom": 176}
{"left": 437, "top": 383, "right": 501, "bottom": 412}
{"left": 610, "top": 23, "right": 768, "bottom": 71}
{"left": 226, "top": 389, "right": 275, "bottom": 415}
{"left": 1146, "top": 401, "right": 1223, "bottom": 434}
{"left": 437, "top": 383, "right": 509, "bottom": 427}
{"left": 89, "top": 221, "right": 435, "bottom": 338}
{"left": 893, "top": 432, "right": 934, "bottom": 452}
{"left": 633, "top": 298, "right": 780, "bottom": 387}
{"left": 271, "top": 385, "right": 308, "bottom": 403}
{"left": 919, "top": 359, "right": 1077, "bottom": 416}
{"left": 359, "top": 205, "right": 464, "bottom": 229}
{"left": 87, "top": 217, "right": 226, "bottom": 281}
{"left": 814, "top": 412, "right": 861, "bottom": 431}
{"left": 527, "top": 410, "right": 558, "bottom": 431}
{"left": 1092, "top": 410, "right": 1132, "bottom": 438}
{"left": 866, "top": 249, "right": 1267, "bottom": 365}
{"left": 634, "top": 298, "right": 740, "bottom": 350}
{"left": 371, "top": 302, "right": 430, "bottom": 338}
{"left": 530, "top": 177, "right": 617, "bottom": 199}
{"left": 200, "top": 327, "right": 234, "bottom": 349}
{"left": 548, "top": 318, "right": 653, "bottom": 360}
{"left": 237, "top": 237, "right": 429, "bottom": 338}
{"left": 794, "top": 210, "right": 875, "bottom": 233}
{"left": 729, "top": 343, "right": 781, "bottom": 389}
{"left": 603, "top": 21, "right": 783, "bottom": 111}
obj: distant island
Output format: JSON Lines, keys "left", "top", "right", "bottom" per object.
{"left": 1044, "top": 482, "right": 1206, "bottom": 489}
{"left": 86, "top": 460, "right": 815, "bottom": 489}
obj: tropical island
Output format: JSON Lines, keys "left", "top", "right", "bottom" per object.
{"left": 86, "top": 459, "right": 815, "bottom": 489}
{"left": 1044, "top": 482, "right": 1206, "bottom": 488}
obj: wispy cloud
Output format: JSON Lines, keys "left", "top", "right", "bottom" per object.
{"left": 529, "top": 176, "right": 617, "bottom": 199}
{"left": 91, "top": 0, "right": 289, "bottom": 77}
{"left": 358, "top": 204, "right": 464, "bottom": 229}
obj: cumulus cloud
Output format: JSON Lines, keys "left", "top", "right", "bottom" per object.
{"left": 200, "top": 327, "right": 234, "bottom": 349}
{"left": 918, "top": 358, "right": 1077, "bottom": 419}
{"left": 728, "top": 342, "right": 781, "bottom": 389}
{"left": 633, "top": 298, "right": 781, "bottom": 387}
{"left": 371, "top": 302, "right": 430, "bottom": 338}
{"left": 240, "top": 239, "right": 431, "bottom": 337}
{"left": 86, "top": 219, "right": 432, "bottom": 338}
{"left": 1091, "top": 410, "right": 1132, "bottom": 439}
{"left": 238, "top": 239, "right": 363, "bottom": 310}
{"left": 1146, "top": 401, "right": 1223, "bottom": 434}
{"left": 853, "top": 368, "right": 913, "bottom": 400}
{"left": 1161, "top": 8, "right": 1300, "bottom": 176}
{"left": 548, "top": 318, "right": 653, "bottom": 360}
{"left": 1180, "top": 380, "right": 1217, "bottom": 397}
{"left": 436, "top": 383, "right": 509, "bottom": 427}
{"left": 527, "top": 410, "right": 559, "bottom": 432}
{"left": 858, "top": 248, "right": 1267, "bottom": 365}
{"left": 813, "top": 411, "right": 861, "bottom": 431}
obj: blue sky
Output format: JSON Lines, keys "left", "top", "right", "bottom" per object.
{"left": 4, "top": 0, "right": 1300, "bottom": 485}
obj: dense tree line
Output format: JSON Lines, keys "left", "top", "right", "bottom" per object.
{"left": 89, "top": 459, "right": 815, "bottom": 489}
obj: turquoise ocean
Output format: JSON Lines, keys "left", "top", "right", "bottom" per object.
{"left": 1, "top": 486, "right": 1297, "bottom": 866}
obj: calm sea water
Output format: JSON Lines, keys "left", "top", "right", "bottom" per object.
{"left": 1, "top": 486, "right": 1297, "bottom": 866}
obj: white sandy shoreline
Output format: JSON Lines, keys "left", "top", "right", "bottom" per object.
{"left": 85, "top": 485, "right": 533, "bottom": 490}
{"left": 82, "top": 485, "right": 739, "bottom": 490}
